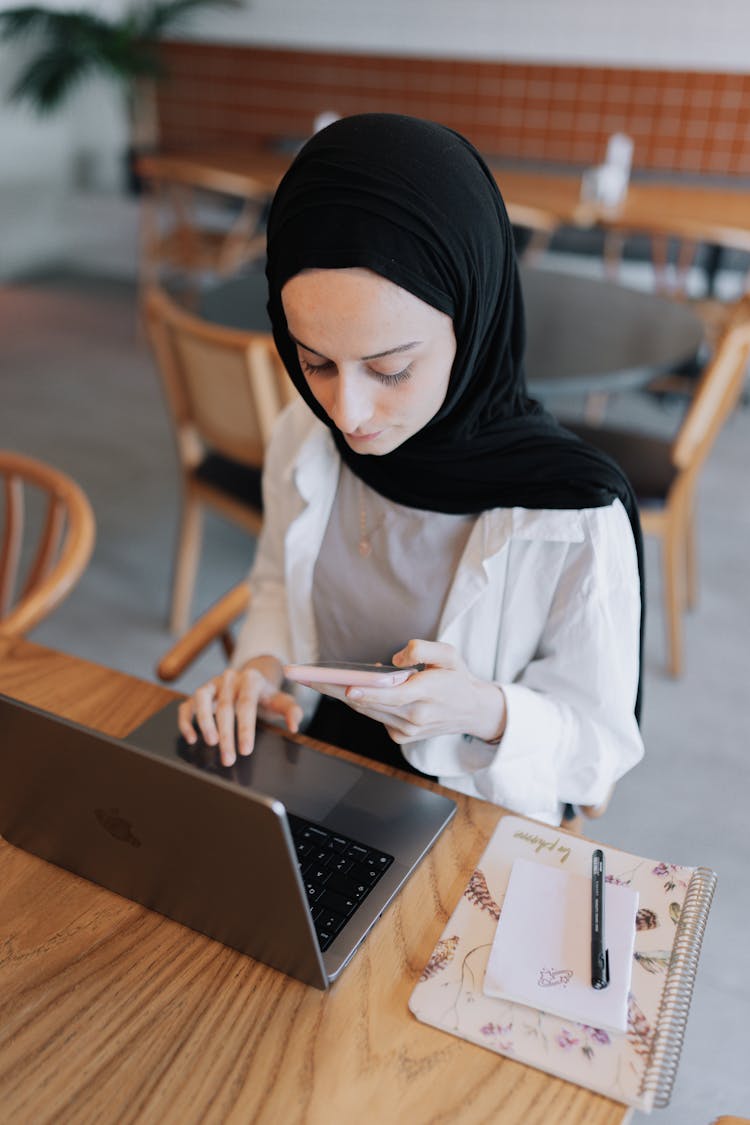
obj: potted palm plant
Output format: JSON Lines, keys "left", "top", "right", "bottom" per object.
{"left": 0, "top": 1, "right": 242, "bottom": 188}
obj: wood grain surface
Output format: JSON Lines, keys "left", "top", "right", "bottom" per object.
{"left": 0, "top": 640, "right": 630, "bottom": 1124}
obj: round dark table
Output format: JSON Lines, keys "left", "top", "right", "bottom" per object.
{"left": 199, "top": 265, "right": 704, "bottom": 396}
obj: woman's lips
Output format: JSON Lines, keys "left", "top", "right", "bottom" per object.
{"left": 347, "top": 429, "right": 384, "bottom": 442}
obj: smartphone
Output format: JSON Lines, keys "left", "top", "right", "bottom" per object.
{"left": 284, "top": 661, "right": 420, "bottom": 688}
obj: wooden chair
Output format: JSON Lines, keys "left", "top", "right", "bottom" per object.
{"left": 603, "top": 218, "right": 750, "bottom": 396}
{"left": 567, "top": 297, "right": 750, "bottom": 677}
{"left": 507, "top": 201, "right": 559, "bottom": 265}
{"left": 137, "top": 155, "right": 271, "bottom": 303}
{"left": 156, "top": 579, "right": 250, "bottom": 682}
{"left": 144, "top": 285, "right": 295, "bottom": 636}
{"left": 0, "top": 451, "right": 96, "bottom": 638}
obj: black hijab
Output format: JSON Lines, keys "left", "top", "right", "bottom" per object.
{"left": 265, "top": 113, "right": 644, "bottom": 719}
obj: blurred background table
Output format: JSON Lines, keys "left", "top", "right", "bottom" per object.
{"left": 138, "top": 150, "right": 750, "bottom": 255}
{"left": 198, "top": 264, "right": 705, "bottom": 399}
{"left": 138, "top": 146, "right": 743, "bottom": 363}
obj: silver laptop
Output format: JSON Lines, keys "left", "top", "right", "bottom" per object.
{"left": 0, "top": 694, "right": 456, "bottom": 989}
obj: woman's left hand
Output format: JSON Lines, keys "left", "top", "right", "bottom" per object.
{"left": 342, "top": 640, "right": 507, "bottom": 745}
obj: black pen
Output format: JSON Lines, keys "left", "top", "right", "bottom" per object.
{"left": 591, "top": 848, "right": 610, "bottom": 990}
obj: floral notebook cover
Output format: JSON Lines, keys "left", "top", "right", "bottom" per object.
{"left": 409, "top": 814, "right": 716, "bottom": 1112}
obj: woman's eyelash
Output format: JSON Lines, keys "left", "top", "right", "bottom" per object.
{"left": 375, "top": 365, "right": 413, "bottom": 386}
{"left": 299, "top": 357, "right": 413, "bottom": 386}
{"left": 299, "top": 357, "right": 334, "bottom": 375}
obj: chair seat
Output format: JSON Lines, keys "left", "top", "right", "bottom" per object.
{"left": 194, "top": 453, "right": 263, "bottom": 510}
{"left": 566, "top": 422, "right": 677, "bottom": 504}
{"left": 566, "top": 299, "right": 750, "bottom": 679}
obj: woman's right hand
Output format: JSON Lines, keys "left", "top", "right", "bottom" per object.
{"left": 177, "top": 655, "right": 304, "bottom": 766}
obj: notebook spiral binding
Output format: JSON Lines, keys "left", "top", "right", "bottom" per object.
{"left": 641, "top": 865, "right": 718, "bottom": 1108}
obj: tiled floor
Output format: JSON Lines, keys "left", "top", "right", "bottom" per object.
{"left": 1, "top": 218, "right": 748, "bottom": 1122}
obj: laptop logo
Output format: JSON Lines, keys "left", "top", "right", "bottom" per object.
{"left": 94, "top": 808, "right": 142, "bottom": 848}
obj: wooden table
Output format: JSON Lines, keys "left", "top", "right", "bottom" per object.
{"left": 489, "top": 166, "right": 750, "bottom": 251}
{"left": 138, "top": 149, "right": 750, "bottom": 253}
{"left": 520, "top": 266, "right": 703, "bottom": 395}
{"left": 594, "top": 179, "right": 750, "bottom": 256}
{"left": 199, "top": 265, "right": 704, "bottom": 398}
{"left": 0, "top": 639, "right": 632, "bottom": 1124}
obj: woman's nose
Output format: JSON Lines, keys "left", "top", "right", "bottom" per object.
{"left": 329, "top": 370, "right": 374, "bottom": 433}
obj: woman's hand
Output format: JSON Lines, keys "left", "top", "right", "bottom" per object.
{"left": 177, "top": 655, "right": 304, "bottom": 766}
{"left": 342, "top": 640, "right": 507, "bottom": 745}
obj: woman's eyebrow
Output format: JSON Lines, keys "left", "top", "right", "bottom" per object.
{"left": 289, "top": 334, "right": 422, "bottom": 360}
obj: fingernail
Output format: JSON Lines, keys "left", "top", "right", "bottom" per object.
{"left": 348, "top": 688, "right": 363, "bottom": 699}
{"left": 223, "top": 753, "right": 236, "bottom": 767}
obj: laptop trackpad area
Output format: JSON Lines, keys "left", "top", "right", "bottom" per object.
{"left": 128, "top": 701, "right": 362, "bottom": 823}
{"left": 128, "top": 700, "right": 455, "bottom": 861}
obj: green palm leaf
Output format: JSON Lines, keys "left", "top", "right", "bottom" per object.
{"left": 136, "top": 0, "right": 242, "bottom": 39}
{"left": 0, "top": 7, "right": 112, "bottom": 41}
{"left": 0, "top": 2, "right": 243, "bottom": 112}
{"left": 9, "top": 46, "right": 96, "bottom": 110}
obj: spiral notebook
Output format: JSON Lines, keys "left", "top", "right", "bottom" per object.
{"left": 409, "top": 815, "right": 717, "bottom": 1112}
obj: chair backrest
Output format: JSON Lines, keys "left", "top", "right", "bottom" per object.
{"left": 672, "top": 296, "right": 750, "bottom": 473}
{"left": 137, "top": 157, "right": 276, "bottom": 284}
{"left": 137, "top": 154, "right": 280, "bottom": 201}
{"left": 0, "top": 451, "right": 96, "bottom": 638}
{"left": 144, "top": 286, "right": 295, "bottom": 472}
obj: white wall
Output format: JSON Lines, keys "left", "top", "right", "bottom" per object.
{"left": 0, "top": 42, "right": 74, "bottom": 181}
{"left": 190, "top": 0, "right": 750, "bottom": 71}
{"left": 0, "top": 20, "right": 128, "bottom": 277}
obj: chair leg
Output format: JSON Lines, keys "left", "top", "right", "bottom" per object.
{"left": 662, "top": 522, "right": 684, "bottom": 678}
{"left": 170, "top": 494, "right": 204, "bottom": 635}
{"left": 685, "top": 504, "right": 698, "bottom": 610}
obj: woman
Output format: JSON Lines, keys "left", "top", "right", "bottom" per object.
{"left": 179, "top": 113, "right": 644, "bottom": 826}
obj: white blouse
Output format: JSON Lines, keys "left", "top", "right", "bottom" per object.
{"left": 233, "top": 399, "right": 644, "bottom": 826}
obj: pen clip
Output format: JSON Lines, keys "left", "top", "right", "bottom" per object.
{"left": 593, "top": 947, "right": 610, "bottom": 990}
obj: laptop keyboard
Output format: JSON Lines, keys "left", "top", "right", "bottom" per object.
{"left": 287, "top": 813, "right": 394, "bottom": 951}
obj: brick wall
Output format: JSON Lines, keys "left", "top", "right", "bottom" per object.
{"left": 156, "top": 43, "right": 750, "bottom": 177}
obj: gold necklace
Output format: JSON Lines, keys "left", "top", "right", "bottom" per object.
{"left": 358, "top": 479, "right": 373, "bottom": 557}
